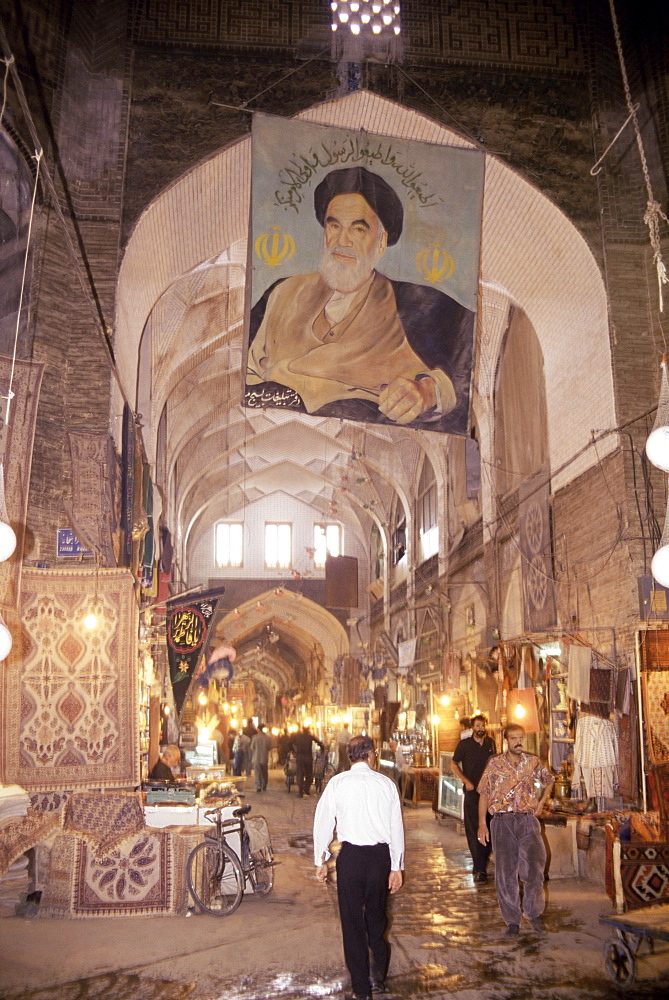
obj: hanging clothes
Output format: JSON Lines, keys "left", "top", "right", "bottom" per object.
{"left": 566, "top": 643, "right": 591, "bottom": 703}
{"left": 573, "top": 713, "right": 618, "bottom": 799}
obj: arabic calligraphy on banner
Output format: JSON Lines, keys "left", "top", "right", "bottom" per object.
{"left": 272, "top": 135, "right": 444, "bottom": 214}
{"left": 166, "top": 598, "right": 219, "bottom": 717}
{"left": 244, "top": 113, "right": 483, "bottom": 436}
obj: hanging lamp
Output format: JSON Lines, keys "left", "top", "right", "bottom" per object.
{"left": 646, "top": 355, "right": 669, "bottom": 471}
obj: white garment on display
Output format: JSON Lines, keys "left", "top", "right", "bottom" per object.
{"left": 573, "top": 713, "right": 618, "bottom": 799}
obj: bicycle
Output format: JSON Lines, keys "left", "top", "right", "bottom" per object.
{"left": 186, "top": 802, "right": 275, "bottom": 916}
{"left": 313, "top": 748, "right": 336, "bottom": 793}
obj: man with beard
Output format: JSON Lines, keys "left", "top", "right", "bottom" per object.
{"left": 451, "top": 713, "right": 495, "bottom": 883}
{"left": 477, "top": 725, "right": 554, "bottom": 936}
{"left": 246, "top": 166, "right": 474, "bottom": 431}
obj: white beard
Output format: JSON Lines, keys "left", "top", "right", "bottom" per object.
{"left": 319, "top": 243, "right": 382, "bottom": 293}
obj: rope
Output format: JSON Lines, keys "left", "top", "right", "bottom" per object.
{"left": 0, "top": 54, "right": 13, "bottom": 126}
{"left": 607, "top": 0, "right": 668, "bottom": 311}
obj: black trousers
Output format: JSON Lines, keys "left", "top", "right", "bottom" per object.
{"left": 295, "top": 754, "right": 313, "bottom": 795}
{"left": 336, "top": 841, "right": 391, "bottom": 996}
{"left": 463, "top": 789, "right": 491, "bottom": 874}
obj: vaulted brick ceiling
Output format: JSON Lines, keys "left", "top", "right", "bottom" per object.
{"left": 117, "top": 90, "right": 615, "bottom": 581}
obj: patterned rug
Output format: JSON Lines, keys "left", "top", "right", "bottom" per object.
{"left": 0, "top": 809, "right": 60, "bottom": 875}
{"left": 62, "top": 792, "right": 145, "bottom": 857}
{"left": 1, "top": 567, "right": 139, "bottom": 789}
{"left": 0, "top": 355, "right": 44, "bottom": 610}
{"left": 39, "top": 829, "right": 202, "bottom": 918}
{"left": 642, "top": 670, "right": 669, "bottom": 766}
{"left": 619, "top": 840, "right": 669, "bottom": 911}
{"left": 64, "top": 431, "right": 116, "bottom": 565}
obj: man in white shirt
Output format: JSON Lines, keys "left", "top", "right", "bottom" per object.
{"left": 313, "top": 734, "right": 404, "bottom": 1000}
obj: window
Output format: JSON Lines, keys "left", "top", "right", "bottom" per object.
{"left": 392, "top": 516, "right": 406, "bottom": 566}
{"left": 215, "top": 522, "right": 243, "bottom": 568}
{"left": 314, "top": 523, "right": 341, "bottom": 567}
{"left": 265, "top": 522, "right": 291, "bottom": 569}
{"left": 418, "top": 460, "right": 438, "bottom": 561}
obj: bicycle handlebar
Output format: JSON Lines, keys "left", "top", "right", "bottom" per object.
{"left": 204, "top": 802, "right": 252, "bottom": 821}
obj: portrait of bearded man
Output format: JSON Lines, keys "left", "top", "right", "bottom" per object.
{"left": 246, "top": 165, "right": 475, "bottom": 433}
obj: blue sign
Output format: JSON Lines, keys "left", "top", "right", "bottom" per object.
{"left": 57, "top": 529, "right": 92, "bottom": 558}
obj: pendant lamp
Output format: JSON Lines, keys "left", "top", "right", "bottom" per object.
{"left": 646, "top": 355, "right": 669, "bottom": 471}
{"left": 506, "top": 688, "right": 540, "bottom": 733}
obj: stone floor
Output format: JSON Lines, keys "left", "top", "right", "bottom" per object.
{"left": 1, "top": 769, "right": 668, "bottom": 1000}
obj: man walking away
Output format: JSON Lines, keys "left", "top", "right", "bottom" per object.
{"left": 251, "top": 725, "right": 271, "bottom": 792}
{"left": 451, "top": 714, "right": 495, "bottom": 883}
{"left": 291, "top": 725, "right": 324, "bottom": 797}
{"left": 313, "top": 735, "right": 404, "bottom": 1000}
{"left": 477, "top": 724, "right": 554, "bottom": 936}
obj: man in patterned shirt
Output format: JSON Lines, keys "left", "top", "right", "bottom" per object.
{"left": 477, "top": 724, "right": 553, "bottom": 936}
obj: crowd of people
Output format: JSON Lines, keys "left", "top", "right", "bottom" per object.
{"left": 151, "top": 716, "right": 554, "bottom": 1000}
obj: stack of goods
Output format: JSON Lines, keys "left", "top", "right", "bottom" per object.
{"left": 0, "top": 784, "right": 30, "bottom": 825}
{"left": 0, "top": 784, "right": 31, "bottom": 916}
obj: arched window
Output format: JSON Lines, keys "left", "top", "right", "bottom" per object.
{"left": 418, "top": 458, "right": 438, "bottom": 561}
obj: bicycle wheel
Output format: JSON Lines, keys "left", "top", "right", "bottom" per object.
{"left": 187, "top": 840, "right": 244, "bottom": 916}
{"left": 248, "top": 845, "right": 275, "bottom": 897}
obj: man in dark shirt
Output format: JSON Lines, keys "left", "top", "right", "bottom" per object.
{"left": 291, "top": 725, "right": 324, "bottom": 798}
{"left": 452, "top": 714, "right": 496, "bottom": 883}
{"left": 148, "top": 744, "right": 180, "bottom": 781}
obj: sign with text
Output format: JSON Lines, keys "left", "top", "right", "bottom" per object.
{"left": 57, "top": 528, "right": 92, "bottom": 558}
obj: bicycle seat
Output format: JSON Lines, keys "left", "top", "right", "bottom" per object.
{"left": 233, "top": 804, "right": 252, "bottom": 818}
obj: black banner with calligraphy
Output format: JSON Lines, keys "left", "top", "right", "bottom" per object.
{"left": 166, "top": 589, "right": 224, "bottom": 717}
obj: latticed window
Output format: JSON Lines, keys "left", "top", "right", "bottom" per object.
{"left": 215, "top": 522, "right": 243, "bottom": 568}
{"left": 314, "top": 523, "right": 341, "bottom": 567}
{"left": 265, "top": 522, "right": 291, "bottom": 569}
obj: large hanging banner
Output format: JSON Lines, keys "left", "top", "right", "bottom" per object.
{"left": 519, "top": 476, "right": 557, "bottom": 632}
{"left": 244, "top": 113, "right": 484, "bottom": 435}
{"left": 166, "top": 591, "right": 222, "bottom": 717}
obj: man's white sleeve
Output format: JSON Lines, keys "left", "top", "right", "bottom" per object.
{"left": 389, "top": 786, "right": 405, "bottom": 870}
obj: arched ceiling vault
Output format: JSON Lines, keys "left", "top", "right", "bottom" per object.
{"left": 117, "top": 89, "right": 617, "bottom": 583}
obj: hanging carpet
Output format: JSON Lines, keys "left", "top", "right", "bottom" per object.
{"left": 1, "top": 567, "right": 139, "bottom": 789}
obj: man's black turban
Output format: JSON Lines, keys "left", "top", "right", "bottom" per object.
{"left": 314, "top": 166, "right": 404, "bottom": 246}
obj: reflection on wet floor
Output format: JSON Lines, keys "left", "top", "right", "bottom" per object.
{"left": 3, "top": 836, "right": 668, "bottom": 1000}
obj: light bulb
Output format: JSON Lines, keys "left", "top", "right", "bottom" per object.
{"left": 84, "top": 612, "right": 98, "bottom": 630}
{"left": 163, "top": 704, "right": 171, "bottom": 716}
{"left": 304, "top": 717, "right": 312, "bottom": 726}
{"left": 0, "top": 619, "right": 12, "bottom": 660}
{"left": 431, "top": 714, "right": 440, "bottom": 726}
{"left": 198, "top": 690, "right": 208, "bottom": 705}
{"left": 652, "top": 544, "right": 669, "bottom": 587}
{"left": 440, "top": 695, "right": 450, "bottom": 707}
{"left": 0, "top": 522, "right": 17, "bottom": 562}
{"left": 350, "top": 21, "right": 360, "bottom": 33}
{"left": 646, "top": 426, "right": 669, "bottom": 471}
{"left": 514, "top": 704, "right": 526, "bottom": 719}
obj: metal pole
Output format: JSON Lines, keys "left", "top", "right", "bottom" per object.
{"left": 634, "top": 628, "right": 647, "bottom": 813}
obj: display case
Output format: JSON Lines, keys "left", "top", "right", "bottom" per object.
{"left": 548, "top": 659, "right": 573, "bottom": 769}
{"left": 437, "top": 751, "right": 464, "bottom": 819}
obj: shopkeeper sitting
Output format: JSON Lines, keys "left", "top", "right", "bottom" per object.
{"left": 149, "top": 744, "right": 181, "bottom": 781}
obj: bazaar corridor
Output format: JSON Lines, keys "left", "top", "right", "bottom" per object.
{"left": 1, "top": 769, "right": 667, "bottom": 1000}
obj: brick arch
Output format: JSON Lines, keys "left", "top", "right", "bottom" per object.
{"left": 116, "top": 89, "right": 616, "bottom": 490}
